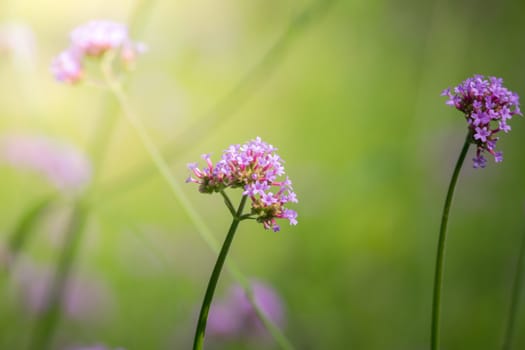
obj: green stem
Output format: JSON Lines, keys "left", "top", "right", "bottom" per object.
{"left": 27, "top": 203, "right": 88, "bottom": 350}
{"left": 220, "top": 190, "right": 237, "bottom": 217}
{"left": 240, "top": 214, "right": 256, "bottom": 220}
{"left": 193, "top": 196, "right": 247, "bottom": 350}
{"left": 205, "top": 194, "right": 292, "bottom": 350}
{"left": 431, "top": 130, "right": 472, "bottom": 350}
{"left": 502, "top": 227, "right": 525, "bottom": 350}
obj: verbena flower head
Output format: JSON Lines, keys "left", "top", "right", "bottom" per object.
{"left": 51, "top": 20, "right": 145, "bottom": 84}
{"left": 187, "top": 137, "right": 298, "bottom": 232}
{"left": 1, "top": 134, "right": 92, "bottom": 191}
{"left": 442, "top": 75, "right": 521, "bottom": 168}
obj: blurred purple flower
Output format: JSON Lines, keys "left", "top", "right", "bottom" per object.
{"left": 13, "top": 260, "right": 112, "bottom": 321}
{"left": 51, "top": 20, "right": 145, "bottom": 84}
{"left": 207, "top": 302, "right": 241, "bottom": 338}
{"left": 442, "top": 75, "right": 521, "bottom": 168}
{"left": 0, "top": 134, "right": 92, "bottom": 191}
{"left": 51, "top": 49, "right": 83, "bottom": 84}
{"left": 71, "top": 20, "right": 128, "bottom": 57}
{"left": 207, "top": 281, "right": 285, "bottom": 340}
{"left": 187, "top": 137, "right": 298, "bottom": 231}
{"left": 65, "top": 345, "right": 125, "bottom": 350}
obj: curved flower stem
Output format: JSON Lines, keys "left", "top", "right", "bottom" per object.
{"left": 502, "top": 227, "right": 525, "bottom": 350}
{"left": 102, "top": 67, "right": 294, "bottom": 350}
{"left": 213, "top": 194, "right": 293, "bottom": 350}
{"left": 431, "top": 130, "right": 472, "bottom": 350}
{"left": 220, "top": 190, "right": 237, "bottom": 217}
{"left": 193, "top": 195, "right": 247, "bottom": 350}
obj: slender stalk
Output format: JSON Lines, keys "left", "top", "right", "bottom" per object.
{"left": 431, "top": 130, "right": 472, "bottom": 350}
{"left": 502, "top": 227, "right": 525, "bottom": 350}
{"left": 220, "top": 190, "right": 237, "bottom": 217}
{"left": 204, "top": 193, "right": 293, "bottom": 350}
{"left": 193, "top": 196, "right": 247, "bottom": 350}
{"left": 27, "top": 203, "right": 88, "bottom": 350}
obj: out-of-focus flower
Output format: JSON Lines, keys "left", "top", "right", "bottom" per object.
{"left": 441, "top": 75, "right": 521, "bottom": 168}
{"left": 0, "top": 21, "right": 37, "bottom": 72}
{"left": 187, "top": 137, "right": 298, "bottom": 231}
{"left": 51, "top": 49, "right": 83, "bottom": 84}
{"left": 70, "top": 20, "right": 129, "bottom": 57}
{"left": 13, "top": 260, "right": 113, "bottom": 321}
{"left": 0, "top": 134, "right": 92, "bottom": 191}
{"left": 65, "top": 345, "right": 125, "bottom": 350}
{"left": 231, "top": 282, "right": 285, "bottom": 337}
{"left": 51, "top": 20, "right": 145, "bottom": 84}
{"left": 207, "top": 302, "right": 241, "bottom": 338}
{"left": 207, "top": 281, "right": 285, "bottom": 340}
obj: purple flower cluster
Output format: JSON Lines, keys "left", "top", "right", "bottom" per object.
{"left": 207, "top": 281, "right": 285, "bottom": 340}
{"left": 51, "top": 20, "right": 145, "bottom": 84}
{"left": 1, "top": 134, "right": 91, "bottom": 191}
{"left": 187, "top": 137, "right": 298, "bottom": 232}
{"left": 442, "top": 75, "right": 521, "bottom": 168}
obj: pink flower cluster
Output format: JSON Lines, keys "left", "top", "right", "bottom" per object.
{"left": 442, "top": 75, "right": 521, "bottom": 168}
{"left": 187, "top": 137, "right": 298, "bottom": 232}
{"left": 51, "top": 20, "right": 145, "bottom": 84}
{"left": 1, "top": 134, "right": 91, "bottom": 191}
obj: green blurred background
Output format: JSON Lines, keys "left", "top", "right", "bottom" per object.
{"left": 1, "top": 0, "right": 525, "bottom": 349}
